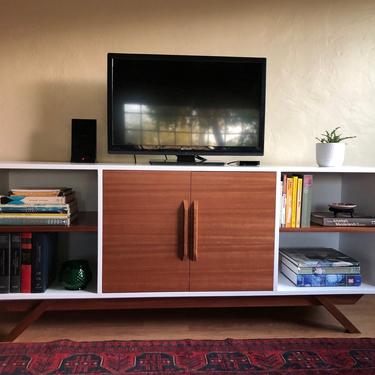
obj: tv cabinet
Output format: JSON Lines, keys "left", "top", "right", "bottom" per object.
{"left": 103, "top": 171, "right": 276, "bottom": 292}
{"left": 1, "top": 162, "right": 375, "bottom": 340}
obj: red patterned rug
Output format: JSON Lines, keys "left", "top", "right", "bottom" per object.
{"left": 0, "top": 338, "right": 375, "bottom": 374}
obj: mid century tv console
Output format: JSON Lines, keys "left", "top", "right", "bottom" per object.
{"left": 1, "top": 162, "right": 374, "bottom": 341}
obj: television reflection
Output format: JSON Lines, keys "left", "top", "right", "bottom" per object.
{"left": 116, "top": 103, "right": 259, "bottom": 149}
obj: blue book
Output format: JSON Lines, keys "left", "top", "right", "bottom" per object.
{"left": 281, "top": 263, "right": 361, "bottom": 287}
{"left": 31, "top": 233, "right": 57, "bottom": 293}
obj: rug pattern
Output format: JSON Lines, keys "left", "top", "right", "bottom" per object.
{"left": 0, "top": 338, "right": 374, "bottom": 374}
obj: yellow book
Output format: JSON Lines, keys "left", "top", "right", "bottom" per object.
{"left": 285, "top": 177, "right": 294, "bottom": 228}
{"left": 291, "top": 176, "right": 298, "bottom": 228}
{"left": 0, "top": 213, "right": 68, "bottom": 218}
{"left": 296, "top": 177, "right": 303, "bottom": 228}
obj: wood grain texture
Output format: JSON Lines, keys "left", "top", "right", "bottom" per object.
{"left": 103, "top": 171, "right": 190, "bottom": 292}
{"left": 190, "top": 172, "right": 276, "bottom": 291}
{"left": 0, "top": 295, "right": 362, "bottom": 312}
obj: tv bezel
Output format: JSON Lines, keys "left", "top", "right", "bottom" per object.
{"left": 107, "top": 53, "right": 266, "bottom": 157}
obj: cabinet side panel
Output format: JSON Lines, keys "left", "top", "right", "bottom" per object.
{"left": 190, "top": 172, "right": 276, "bottom": 291}
{"left": 103, "top": 171, "right": 190, "bottom": 292}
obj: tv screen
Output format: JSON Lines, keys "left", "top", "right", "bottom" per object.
{"left": 108, "top": 53, "right": 266, "bottom": 159}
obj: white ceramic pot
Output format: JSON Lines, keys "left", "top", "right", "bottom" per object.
{"left": 316, "top": 143, "right": 345, "bottom": 167}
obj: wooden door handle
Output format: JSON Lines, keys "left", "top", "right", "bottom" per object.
{"left": 191, "top": 200, "right": 199, "bottom": 261}
{"left": 181, "top": 200, "right": 189, "bottom": 260}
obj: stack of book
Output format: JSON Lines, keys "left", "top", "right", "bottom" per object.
{"left": 280, "top": 174, "right": 313, "bottom": 228}
{"left": 0, "top": 232, "right": 57, "bottom": 293}
{"left": 280, "top": 247, "right": 361, "bottom": 287}
{"left": 0, "top": 187, "right": 77, "bottom": 225}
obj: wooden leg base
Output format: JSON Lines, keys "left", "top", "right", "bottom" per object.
{"left": 1, "top": 295, "right": 363, "bottom": 341}
{"left": 316, "top": 296, "right": 361, "bottom": 333}
{"left": 1, "top": 300, "right": 50, "bottom": 342}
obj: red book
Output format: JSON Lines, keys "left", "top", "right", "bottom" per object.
{"left": 20, "top": 232, "right": 32, "bottom": 293}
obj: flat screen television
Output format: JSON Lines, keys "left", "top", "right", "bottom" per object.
{"left": 108, "top": 53, "right": 266, "bottom": 164}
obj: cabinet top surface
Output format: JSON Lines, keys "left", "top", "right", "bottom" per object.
{"left": 0, "top": 161, "right": 374, "bottom": 173}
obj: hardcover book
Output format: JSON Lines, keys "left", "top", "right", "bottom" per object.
{"left": 285, "top": 177, "right": 293, "bottom": 228}
{"left": 291, "top": 176, "right": 298, "bottom": 228}
{"left": 0, "top": 234, "right": 10, "bottom": 293}
{"left": 281, "top": 255, "right": 360, "bottom": 275}
{"left": 0, "top": 201, "right": 78, "bottom": 215}
{"left": 280, "top": 247, "right": 360, "bottom": 268}
{"left": 10, "top": 233, "right": 22, "bottom": 293}
{"left": 20, "top": 232, "right": 32, "bottom": 293}
{"left": 281, "top": 263, "right": 361, "bottom": 287}
{"left": 32, "top": 233, "right": 57, "bottom": 293}
{"left": 10, "top": 187, "right": 73, "bottom": 197}
{"left": 295, "top": 177, "right": 303, "bottom": 228}
{"left": 311, "top": 212, "right": 375, "bottom": 227}
{"left": 0, "top": 213, "right": 77, "bottom": 226}
{"left": 301, "top": 175, "right": 313, "bottom": 227}
{"left": 3, "top": 192, "right": 75, "bottom": 205}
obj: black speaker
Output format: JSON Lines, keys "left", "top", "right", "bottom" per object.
{"left": 71, "top": 119, "right": 96, "bottom": 163}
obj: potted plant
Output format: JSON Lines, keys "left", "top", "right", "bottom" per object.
{"left": 315, "top": 127, "right": 356, "bottom": 167}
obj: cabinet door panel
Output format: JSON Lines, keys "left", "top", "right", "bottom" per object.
{"left": 103, "top": 171, "right": 190, "bottom": 292}
{"left": 190, "top": 172, "right": 276, "bottom": 291}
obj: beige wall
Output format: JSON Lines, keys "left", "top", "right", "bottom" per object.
{"left": 0, "top": 0, "right": 374, "bottom": 165}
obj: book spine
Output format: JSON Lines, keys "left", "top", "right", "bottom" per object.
{"left": 20, "top": 232, "right": 32, "bottom": 293}
{"left": 10, "top": 233, "right": 21, "bottom": 293}
{"left": 10, "top": 188, "right": 72, "bottom": 197}
{"left": 285, "top": 177, "right": 293, "bottom": 228}
{"left": 281, "top": 263, "right": 361, "bottom": 286}
{"left": 281, "top": 257, "right": 361, "bottom": 275}
{"left": 0, "top": 213, "right": 69, "bottom": 218}
{"left": 280, "top": 175, "right": 287, "bottom": 227}
{"left": 0, "top": 217, "right": 72, "bottom": 225}
{"left": 312, "top": 217, "right": 375, "bottom": 226}
{"left": 0, "top": 234, "right": 10, "bottom": 293}
{"left": 301, "top": 175, "right": 313, "bottom": 227}
{"left": 31, "top": 233, "right": 44, "bottom": 293}
{"left": 291, "top": 176, "right": 298, "bottom": 228}
{"left": 295, "top": 273, "right": 361, "bottom": 287}
{"left": 295, "top": 177, "right": 303, "bottom": 228}
{"left": 0, "top": 207, "right": 70, "bottom": 214}
{"left": 17, "top": 195, "right": 74, "bottom": 205}
{"left": 47, "top": 233, "right": 58, "bottom": 287}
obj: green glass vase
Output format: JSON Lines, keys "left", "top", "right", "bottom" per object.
{"left": 60, "top": 259, "right": 92, "bottom": 290}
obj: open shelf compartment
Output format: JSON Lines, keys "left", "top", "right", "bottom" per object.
{"left": 277, "top": 169, "right": 375, "bottom": 294}
{"left": 0, "top": 167, "right": 99, "bottom": 298}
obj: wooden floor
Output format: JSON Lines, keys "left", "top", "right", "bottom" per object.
{"left": 1, "top": 296, "right": 374, "bottom": 342}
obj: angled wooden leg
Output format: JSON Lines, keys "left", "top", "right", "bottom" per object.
{"left": 316, "top": 296, "right": 360, "bottom": 333}
{"left": 1, "top": 300, "right": 50, "bottom": 342}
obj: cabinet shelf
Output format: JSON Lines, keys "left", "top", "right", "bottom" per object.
{"left": 277, "top": 274, "right": 375, "bottom": 295}
{"left": 280, "top": 223, "right": 375, "bottom": 233}
{"left": 0, "top": 212, "right": 98, "bottom": 233}
{"left": 0, "top": 283, "right": 98, "bottom": 300}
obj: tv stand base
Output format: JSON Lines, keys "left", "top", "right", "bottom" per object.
{"left": 149, "top": 160, "right": 225, "bottom": 166}
{"left": 150, "top": 154, "right": 225, "bottom": 166}
{"left": 0, "top": 295, "right": 362, "bottom": 342}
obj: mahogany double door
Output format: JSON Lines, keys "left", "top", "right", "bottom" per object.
{"left": 103, "top": 171, "right": 276, "bottom": 293}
